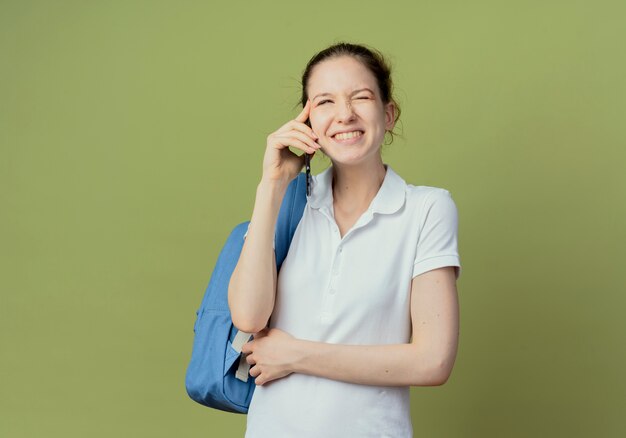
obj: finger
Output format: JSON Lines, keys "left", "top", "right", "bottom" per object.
{"left": 276, "top": 130, "right": 320, "bottom": 151}
{"left": 241, "top": 342, "right": 252, "bottom": 354}
{"left": 246, "top": 354, "right": 255, "bottom": 365}
{"left": 295, "top": 99, "right": 311, "bottom": 123}
{"left": 275, "top": 119, "right": 318, "bottom": 140}
{"left": 272, "top": 135, "right": 317, "bottom": 154}
{"left": 253, "top": 372, "right": 264, "bottom": 385}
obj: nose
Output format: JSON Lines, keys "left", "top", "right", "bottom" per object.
{"left": 335, "top": 99, "right": 356, "bottom": 123}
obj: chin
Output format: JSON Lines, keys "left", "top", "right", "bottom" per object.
{"left": 327, "top": 150, "right": 381, "bottom": 167}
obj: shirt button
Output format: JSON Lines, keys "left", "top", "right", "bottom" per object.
{"left": 329, "top": 288, "right": 336, "bottom": 295}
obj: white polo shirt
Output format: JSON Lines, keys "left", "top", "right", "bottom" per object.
{"left": 245, "top": 163, "right": 461, "bottom": 438}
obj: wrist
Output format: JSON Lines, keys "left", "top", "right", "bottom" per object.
{"left": 290, "top": 338, "right": 310, "bottom": 375}
{"left": 253, "top": 178, "right": 289, "bottom": 216}
{"left": 258, "top": 175, "right": 290, "bottom": 194}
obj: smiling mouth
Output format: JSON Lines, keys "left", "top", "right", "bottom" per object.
{"left": 333, "top": 130, "right": 364, "bottom": 141}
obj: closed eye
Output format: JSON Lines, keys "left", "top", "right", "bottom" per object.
{"left": 318, "top": 99, "right": 332, "bottom": 105}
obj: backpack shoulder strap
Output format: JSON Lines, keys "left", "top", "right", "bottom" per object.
{"left": 274, "top": 172, "right": 308, "bottom": 269}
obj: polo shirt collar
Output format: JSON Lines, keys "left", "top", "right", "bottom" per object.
{"left": 307, "top": 163, "right": 407, "bottom": 215}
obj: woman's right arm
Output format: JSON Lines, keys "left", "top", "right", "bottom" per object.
{"left": 227, "top": 178, "right": 288, "bottom": 334}
{"left": 228, "top": 99, "right": 320, "bottom": 333}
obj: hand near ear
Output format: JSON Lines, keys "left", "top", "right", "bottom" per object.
{"left": 262, "top": 99, "right": 321, "bottom": 186}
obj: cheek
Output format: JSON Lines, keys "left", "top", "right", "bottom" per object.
{"left": 309, "top": 113, "right": 330, "bottom": 135}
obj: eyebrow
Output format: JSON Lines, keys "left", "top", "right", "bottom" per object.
{"left": 312, "top": 88, "right": 375, "bottom": 102}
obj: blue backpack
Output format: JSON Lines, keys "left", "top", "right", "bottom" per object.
{"left": 185, "top": 172, "right": 308, "bottom": 413}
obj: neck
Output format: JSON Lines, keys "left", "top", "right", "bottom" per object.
{"left": 331, "top": 159, "right": 387, "bottom": 215}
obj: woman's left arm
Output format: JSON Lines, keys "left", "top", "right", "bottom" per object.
{"left": 241, "top": 266, "right": 459, "bottom": 387}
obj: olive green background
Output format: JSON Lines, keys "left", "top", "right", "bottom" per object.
{"left": 1, "top": 0, "right": 624, "bottom": 437}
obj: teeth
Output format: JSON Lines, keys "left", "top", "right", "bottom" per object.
{"left": 334, "top": 131, "right": 363, "bottom": 140}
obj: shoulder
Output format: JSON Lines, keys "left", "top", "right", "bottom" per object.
{"left": 401, "top": 184, "right": 458, "bottom": 237}
{"left": 384, "top": 165, "right": 457, "bottom": 219}
{"left": 404, "top": 183, "right": 455, "bottom": 212}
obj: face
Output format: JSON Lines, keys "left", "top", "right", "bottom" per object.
{"left": 307, "top": 56, "right": 395, "bottom": 167}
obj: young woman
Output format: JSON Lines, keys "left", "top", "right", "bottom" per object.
{"left": 228, "top": 42, "right": 462, "bottom": 438}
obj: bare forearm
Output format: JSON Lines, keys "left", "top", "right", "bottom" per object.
{"left": 228, "top": 178, "right": 288, "bottom": 333}
{"left": 292, "top": 340, "right": 449, "bottom": 387}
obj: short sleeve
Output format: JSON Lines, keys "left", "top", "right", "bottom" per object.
{"left": 243, "top": 223, "right": 275, "bottom": 250}
{"left": 412, "top": 189, "right": 462, "bottom": 280}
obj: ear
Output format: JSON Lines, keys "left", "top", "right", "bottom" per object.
{"left": 384, "top": 101, "right": 396, "bottom": 131}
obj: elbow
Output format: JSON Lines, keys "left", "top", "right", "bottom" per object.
{"left": 228, "top": 303, "right": 269, "bottom": 334}
{"left": 429, "top": 359, "right": 454, "bottom": 386}
{"left": 410, "top": 357, "right": 453, "bottom": 387}
{"left": 228, "top": 284, "right": 268, "bottom": 334}
{"left": 230, "top": 315, "right": 267, "bottom": 334}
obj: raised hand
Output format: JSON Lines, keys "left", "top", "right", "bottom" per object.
{"left": 261, "top": 100, "right": 321, "bottom": 185}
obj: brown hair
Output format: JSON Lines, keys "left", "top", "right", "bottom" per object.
{"left": 299, "top": 41, "right": 402, "bottom": 146}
